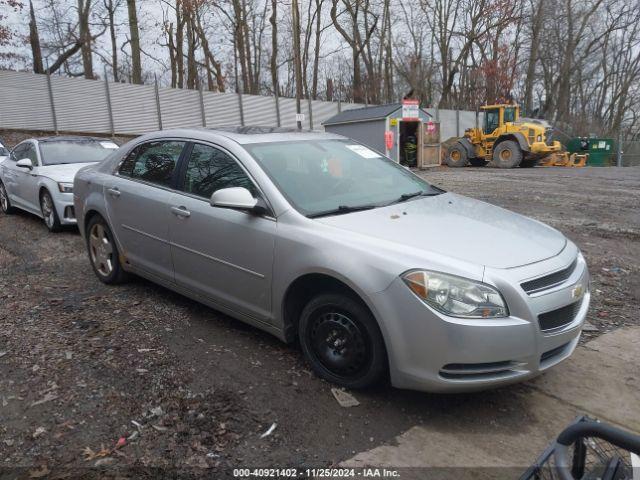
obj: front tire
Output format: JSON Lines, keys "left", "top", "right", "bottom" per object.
{"left": 298, "top": 293, "right": 387, "bottom": 389}
{"left": 491, "top": 140, "right": 523, "bottom": 168}
{"left": 445, "top": 142, "right": 470, "bottom": 167}
{"left": 40, "top": 190, "right": 62, "bottom": 232}
{"left": 86, "top": 215, "right": 129, "bottom": 284}
{"left": 0, "top": 181, "right": 15, "bottom": 214}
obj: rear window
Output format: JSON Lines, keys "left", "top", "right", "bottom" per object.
{"left": 118, "top": 140, "right": 185, "bottom": 187}
{"left": 39, "top": 140, "right": 118, "bottom": 166}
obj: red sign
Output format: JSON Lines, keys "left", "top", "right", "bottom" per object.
{"left": 426, "top": 121, "right": 436, "bottom": 133}
{"left": 384, "top": 131, "right": 394, "bottom": 151}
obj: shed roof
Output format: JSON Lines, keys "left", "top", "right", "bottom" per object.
{"left": 323, "top": 102, "right": 431, "bottom": 126}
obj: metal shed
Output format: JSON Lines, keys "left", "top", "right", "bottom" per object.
{"left": 322, "top": 102, "right": 440, "bottom": 168}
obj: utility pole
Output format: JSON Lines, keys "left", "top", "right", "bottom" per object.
{"left": 292, "top": 0, "right": 303, "bottom": 130}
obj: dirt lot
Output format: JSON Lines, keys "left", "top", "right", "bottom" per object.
{"left": 0, "top": 166, "right": 639, "bottom": 478}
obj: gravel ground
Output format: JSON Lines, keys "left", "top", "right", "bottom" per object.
{"left": 0, "top": 165, "right": 638, "bottom": 478}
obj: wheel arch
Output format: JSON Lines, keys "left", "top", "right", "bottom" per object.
{"left": 495, "top": 132, "right": 529, "bottom": 152}
{"left": 281, "top": 272, "right": 386, "bottom": 347}
{"left": 457, "top": 136, "right": 477, "bottom": 158}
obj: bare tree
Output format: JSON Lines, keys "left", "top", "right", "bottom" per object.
{"left": 126, "top": 0, "right": 142, "bottom": 83}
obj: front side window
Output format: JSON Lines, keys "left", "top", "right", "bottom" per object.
{"left": 245, "top": 139, "right": 442, "bottom": 217}
{"left": 119, "top": 140, "right": 185, "bottom": 187}
{"left": 23, "top": 144, "right": 38, "bottom": 164}
{"left": 182, "top": 143, "right": 256, "bottom": 198}
{"left": 10, "top": 144, "right": 27, "bottom": 162}
{"left": 484, "top": 110, "right": 499, "bottom": 134}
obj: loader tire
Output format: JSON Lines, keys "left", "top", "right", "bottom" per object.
{"left": 446, "top": 142, "right": 470, "bottom": 167}
{"left": 492, "top": 140, "right": 522, "bottom": 168}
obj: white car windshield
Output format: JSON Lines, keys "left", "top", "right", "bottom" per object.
{"left": 39, "top": 140, "right": 117, "bottom": 166}
{"left": 245, "top": 139, "right": 443, "bottom": 217}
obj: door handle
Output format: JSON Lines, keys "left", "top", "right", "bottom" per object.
{"left": 107, "top": 187, "right": 121, "bottom": 197}
{"left": 171, "top": 206, "right": 191, "bottom": 218}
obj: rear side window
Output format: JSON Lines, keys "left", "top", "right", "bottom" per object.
{"left": 181, "top": 143, "right": 257, "bottom": 198}
{"left": 119, "top": 141, "right": 185, "bottom": 187}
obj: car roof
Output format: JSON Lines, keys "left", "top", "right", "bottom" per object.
{"left": 136, "top": 126, "right": 346, "bottom": 145}
{"left": 34, "top": 135, "right": 108, "bottom": 143}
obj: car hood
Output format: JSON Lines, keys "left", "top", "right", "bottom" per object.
{"left": 316, "top": 192, "right": 566, "bottom": 269}
{"left": 38, "top": 163, "right": 98, "bottom": 183}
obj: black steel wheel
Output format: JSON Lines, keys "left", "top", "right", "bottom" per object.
{"left": 299, "top": 293, "right": 387, "bottom": 389}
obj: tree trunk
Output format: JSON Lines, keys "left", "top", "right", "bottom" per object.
{"left": 291, "top": 0, "right": 304, "bottom": 127}
{"left": 28, "top": 0, "right": 44, "bottom": 74}
{"left": 269, "top": 0, "right": 278, "bottom": 95}
{"left": 126, "top": 0, "right": 142, "bottom": 84}
{"left": 78, "top": 0, "right": 94, "bottom": 79}
{"left": 106, "top": 0, "right": 118, "bottom": 81}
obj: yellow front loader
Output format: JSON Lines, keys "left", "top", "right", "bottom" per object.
{"left": 445, "top": 104, "right": 563, "bottom": 168}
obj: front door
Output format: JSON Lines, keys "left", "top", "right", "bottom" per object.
{"left": 168, "top": 142, "right": 276, "bottom": 322}
{"left": 105, "top": 140, "right": 186, "bottom": 281}
{"left": 17, "top": 142, "right": 41, "bottom": 212}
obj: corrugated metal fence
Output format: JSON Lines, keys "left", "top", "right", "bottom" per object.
{"left": 0, "top": 70, "right": 366, "bottom": 136}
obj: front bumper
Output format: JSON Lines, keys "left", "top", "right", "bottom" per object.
{"left": 370, "top": 247, "right": 590, "bottom": 393}
{"left": 53, "top": 191, "right": 77, "bottom": 225}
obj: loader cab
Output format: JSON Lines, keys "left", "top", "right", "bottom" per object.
{"left": 481, "top": 104, "right": 520, "bottom": 135}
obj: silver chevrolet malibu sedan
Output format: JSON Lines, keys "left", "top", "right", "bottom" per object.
{"left": 74, "top": 127, "right": 590, "bottom": 392}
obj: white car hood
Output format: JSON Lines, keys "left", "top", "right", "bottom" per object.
{"left": 316, "top": 192, "right": 566, "bottom": 269}
{"left": 38, "top": 163, "right": 98, "bottom": 183}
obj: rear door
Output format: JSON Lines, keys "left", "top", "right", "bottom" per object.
{"left": 168, "top": 142, "right": 276, "bottom": 322}
{"left": 105, "top": 140, "right": 186, "bottom": 282}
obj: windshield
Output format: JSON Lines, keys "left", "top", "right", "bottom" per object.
{"left": 245, "top": 139, "right": 442, "bottom": 217}
{"left": 39, "top": 140, "right": 118, "bottom": 166}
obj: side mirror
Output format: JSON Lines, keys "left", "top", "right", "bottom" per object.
{"left": 16, "top": 158, "right": 33, "bottom": 170}
{"left": 211, "top": 187, "right": 267, "bottom": 214}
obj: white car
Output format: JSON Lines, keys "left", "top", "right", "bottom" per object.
{"left": 0, "top": 140, "right": 8, "bottom": 162}
{"left": 0, "top": 136, "right": 119, "bottom": 231}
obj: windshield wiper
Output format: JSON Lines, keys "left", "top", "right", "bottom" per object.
{"left": 307, "top": 204, "right": 376, "bottom": 219}
{"left": 387, "top": 190, "right": 443, "bottom": 206}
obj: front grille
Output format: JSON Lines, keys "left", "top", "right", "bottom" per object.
{"left": 538, "top": 301, "right": 581, "bottom": 332}
{"left": 521, "top": 259, "right": 577, "bottom": 295}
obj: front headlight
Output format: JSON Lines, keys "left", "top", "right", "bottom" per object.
{"left": 58, "top": 182, "right": 73, "bottom": 193}
{"left": 402, "top": 270, "right": 508, "bottom": 318}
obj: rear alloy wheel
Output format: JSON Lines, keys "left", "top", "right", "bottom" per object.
{"left": 86, "top": 215, "right": 129, "bottom": 284}
{"left": 492, "top": 140, "right": 523, "bottom": 168}
{"left": 299, "top": 293, "right": 387, "bottom": 389}
{"left": 0, "top": 181, "right": 15, "bottom": 214}
{"left": 40, "top": 190, "right": 62, "bottom": 232}
{"left": 445, "top": 142, "right": 470, "bottom": 167}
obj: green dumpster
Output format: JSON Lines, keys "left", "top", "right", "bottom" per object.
{"left": 567, "top": 137, "right": 615, "bottom": 166}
